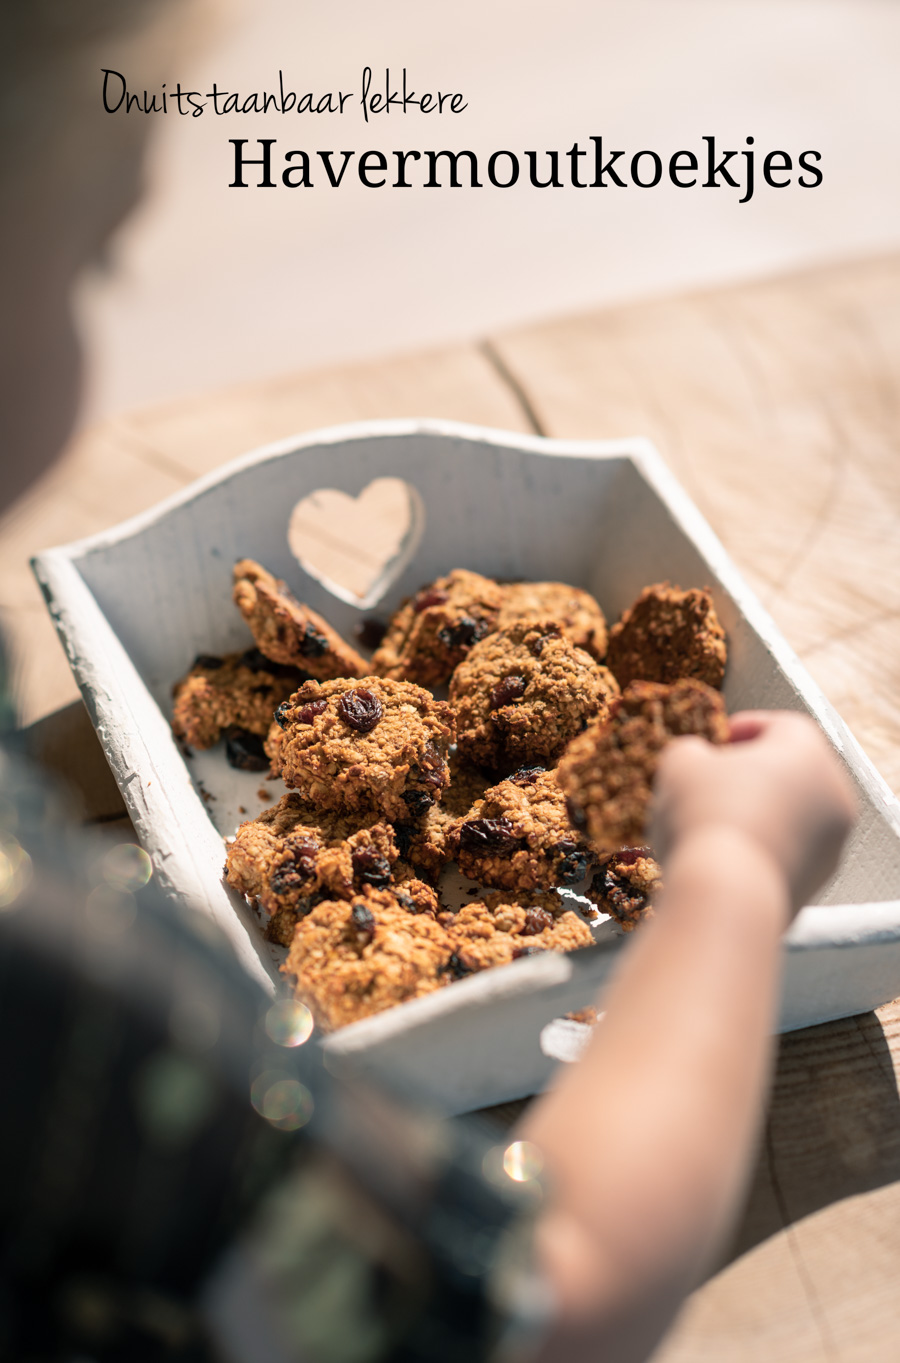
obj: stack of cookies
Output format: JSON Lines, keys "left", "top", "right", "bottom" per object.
{"left": 172, "top": 561, "right": 730, "bottom": 1031}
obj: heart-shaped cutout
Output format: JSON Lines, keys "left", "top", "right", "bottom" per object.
{"left": 287, "top": 477, "right": 424, "bottom": 609}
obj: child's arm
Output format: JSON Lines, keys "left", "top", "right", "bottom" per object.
{"left": 525, "top": 712, "right": 856, "bottom": 1363}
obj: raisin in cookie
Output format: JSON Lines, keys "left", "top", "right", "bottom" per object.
{"left": 440, "top": 895, "right": 595, "bottom": 971}
{"left": 282, "top": 886, "right": 455, "bottom": 1030}
{"left": 172, "top": 649, "right": 304, "bottom": 750}
{"left": 558, "top": 678, "right": 729, "bottom": 852}
{"left": 226, "top": 793, "right": 398, "bottom": 946}
{"left": 275, "top": 676, "right": 455, "bottom": 822}
{"left": 498, "top": 581, "right": 608, "bottom": 660}
{"left": 450, "top": 620, "right": 620, "bottom": 770}
{"left": 589, "top": 846, "right": 662, "bottom": 931}
{"left": 392, "top": 755, "right": 494, "bottom": 880}
{"left": 455, "top": 767, "right": 592, "bottom": 892}
{"left": 606, "top": 582, "right": 727, "bottom": 689}
{"left": 372, "top": 569, "right": 503, "bottom": 687}
{"left": 233, "top": 558, "right": 366, "bottom": 679}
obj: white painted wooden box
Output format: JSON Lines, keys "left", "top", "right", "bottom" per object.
{"left": 32, "top": 419, "right": 900, "bottom": 1114}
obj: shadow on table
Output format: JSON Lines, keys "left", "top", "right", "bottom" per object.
{"left": 727, "top": 1009, "right": 900, "bottom": 1262}
{"left": 22, "top": 700, "right": 130, "bottom": 826}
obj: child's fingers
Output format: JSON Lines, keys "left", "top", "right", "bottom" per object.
{"left": 649, "top": 737, "right": 716, "bottom": 857}
{"left": 729, "top": 709, "right": 826, "bottom": 752}
{"left": 654, "top": 711, "right": 857, "bottom": 915}
{"left": 727, "top": 712, "right": 770, "bottom": 743}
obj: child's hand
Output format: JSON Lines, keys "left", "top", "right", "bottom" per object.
{"left": 650, "top": 711, "right": 857, "bottom": 921}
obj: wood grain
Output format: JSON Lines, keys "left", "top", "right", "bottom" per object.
{"left": 490, "top": 254, "right": 900, "bottom": 797}
{"left": 7, "top": 251, "right": 900, "bottom": 1361}
{"left": 655, "top": 1001, "right": 900, "bottom": 1363}
{"left": 1, "top": 343, "right": 529, "bottom": 726}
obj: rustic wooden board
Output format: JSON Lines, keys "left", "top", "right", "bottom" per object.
{"left": 8, "top": 252, "right": 900, "bottom": 1359}
{"left": 487, "top": 252, "right": 900, "bottom": 1363}
{"left": 0, "top": 344, "right": 529, "bottom": 726}
{"left": 490, "top": 254, "right": 900, "bottom": 800}
{"left": 654, "top": 1000, "right": 900, "bottom": 1363}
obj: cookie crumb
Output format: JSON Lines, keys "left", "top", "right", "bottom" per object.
{"left": 565, "top": 1006, "right": 602, "bottom": 1026}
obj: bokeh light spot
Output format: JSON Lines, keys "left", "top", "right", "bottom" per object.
{"left": 265, "top": 998, "right": 314, "bottom": 1047}
{"left": 101, "top": 843, "right": 152, "bottom": 891}
{"left": 250, "top": 1072, "right": 314, "bottom": 1131}
{"left": 502, "top": 1140, "right": 543, "bottom": 1184}
{"left": 0, "top": 837, "right": 32, "bottom": 910}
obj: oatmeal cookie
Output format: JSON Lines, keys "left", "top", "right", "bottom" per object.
{"left": 498, "top": 581, "right": 608, "bottom": 660}
{"left": 282, "top": 886, "right": 455, "bottom": 1030}
{"left": 233, "top": 558, "right": 366, "bottom": 679}
{"left": 455, "top": 767, "right": 593, "bottom": 892}
{"left": 264, "top": 717, "right": 286, "bottom": 777}
{"left": 606, "top": 582, "right": 727, "bottom": 689}
{"left": 172, "top": 649, "right": 305, "bottom": 750}
{"left": 391, "top": 866, "right": 443, "bottom": 917}
{"left": 372, "top": 569, "right": 503, "bottom": 687}
{"left": 440, "top": 895, "right": 595, "bottom": 972}
{"left": 275, "top": 676, "right": 455, "bottom": 822}
{"left": 450, "top": 620, "right": 620, "bottom": 770}
{"left": 225, "top": 793, "right": 399, "bottom": 946}
{"left": 589, "top": 846, "right": 663, "bottom": 931}
{"left": 392, "top": 755, "right": 494, "bottom": 880}
{"left": 558, "top": 678, "right": 729, "bottom": 852}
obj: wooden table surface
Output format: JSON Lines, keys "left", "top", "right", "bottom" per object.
{"left": 4, "top": 252, "right": 900, "bottom": 1361}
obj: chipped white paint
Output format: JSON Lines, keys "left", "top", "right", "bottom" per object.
{"left": 32, "top": 419, "right": 900, "bottom": 1113}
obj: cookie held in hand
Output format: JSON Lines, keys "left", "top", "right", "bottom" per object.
{"left": 557, "top": 678, "right": 729, "bottom": 852}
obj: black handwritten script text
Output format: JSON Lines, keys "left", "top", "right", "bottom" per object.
{"left": 100, "top": 66, "right": 822, "bottom": 202}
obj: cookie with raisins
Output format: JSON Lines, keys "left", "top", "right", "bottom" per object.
{"left": 589, "top": 846, "right": 662, "bottom": 931}
{"left": 455, "top": 767, "right": 593, "bottom": 893}
{"left": 606, "top": 582, "right": 726, "bottom": 689}
{"left": 497, "top": 581, "right": 607, "bottom": 660}
{"left": 226, "top": 793, "right": 399, "bottom": 946}
{"left": 282, "top": 887, "right": 455, "bottom": 1030}
{"left": 275, "top": 676, "right": 455, "bottom": 822}
{"left": 233, "top": 558, "right": 366, "bottom": 679}
{"left": 391, "top": 754, "right": 494, "bottom": 880}
{"left": 450, "top": 619, "right": 619, "bottom": 769}
{"left": 439, "top": 894, "right": 595, "bottom": 971}
{"left": 172, "top": 649, "right": 306, "bottom": 750}
{"left": 372, "top": 568, "right": 503, "bottom": 686}
{"left": 558, "top": 678, "right": 729, "bottom": 852}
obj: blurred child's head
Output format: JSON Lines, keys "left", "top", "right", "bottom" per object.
{"left": 0, "top": 0, "right": 195, "bottom": 510}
